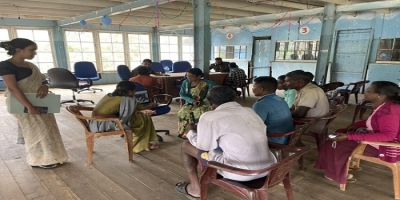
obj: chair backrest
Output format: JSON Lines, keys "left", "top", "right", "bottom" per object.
{"left": 47, "top": 68, "right": 79, "bottom": 89}
{"left": 66, "top": 106, "right": 92, "bottom": 133}
{"left": 329, "top": 96, "right": 345, "bottom": 107}
{"left": 288, "top": 123, "right": 310, "bottom": 146}
{"left": 172, "top": 61, "right": 192, "bottom": 73}
{"left": 117, "top": 65, "right": 132, "bottom": 81}
{"left": 350, "top": 80, "right": 370, "bottom": 93}
{"left": 160, "top": 60, "right": 173, "bottom": 71}
{"left": 150, "top": 62, "right": 165, "bottom": 73}
{"left": 320, "top": 104, "right": 347, "bottom": 133}
{"left": 74, "top": 61, "right": 98, "bottom": 78}
{"left": 132, "top": 82, "right": 145, "bottom": 91}
{"left": 321, "top": 82, "right": 345, "bottom": 92}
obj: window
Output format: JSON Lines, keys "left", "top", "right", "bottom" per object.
{"left": 16, "top": 29, "right": 55, "bottom": 73}
{"left": 377, "top": 38, "right": 400, "bottom": 61}
{"left": 275, "top": 41, "right": 319, "bottom": 61}
{"left": 0, "top": 29, "right": 10, "bottom": 61}
{"left": 214, "top": 46, "right": 247, "bottom": 59}
{"left": 160, "top": 35, "right": 179, "bottom": 62}
{"left": 65, "top": 31, "right": 96, "bottom": 71}
{"left": 181, "top": 36, "right": 194, "bottom": 64}
{"left": 128, "top": 34, "right": 151, "bottom": 68}
{"left": 99, "top": 33, "right": 125, "bottom": 71}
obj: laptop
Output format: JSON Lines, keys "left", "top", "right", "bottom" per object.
{"left": 135, "top": 89, "right": 168, "bottom": 107}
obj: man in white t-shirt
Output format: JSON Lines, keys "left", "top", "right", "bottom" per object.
{"left": 175, "top": 86, "right": 276, "bottom": 199}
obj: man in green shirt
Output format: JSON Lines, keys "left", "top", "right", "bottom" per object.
{"left": 277, "top": 75, "right": 296, "bottom": 108}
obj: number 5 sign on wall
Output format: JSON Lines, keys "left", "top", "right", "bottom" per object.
{"left": 299, "top": 26, "right": 310, "bottom": 35}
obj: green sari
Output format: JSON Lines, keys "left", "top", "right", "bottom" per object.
{"left": 177, "top": 80, "right": 215, "bottom": 138}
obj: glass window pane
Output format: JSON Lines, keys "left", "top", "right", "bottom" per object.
{"left": 170, "top": 45, "right": 178, "bottom": 52}
{"left": 81, "top": 43, "right": 95, "bottom": 52}
{"left": 139, "top": 34, "right": 149, "bottom": 43}
{"left": 139, "top": 44, "right": 150, "bottom": 52}
{"left": 80, "top": 32, "right": 93, "bottom": 42}
{"left": 69, "top": 53, "right": 83, "bottom": 62}
{"left": 16, "top": 30, "right": 34, "bottom": 40}
{"left": 160, "top": 45, "right": 170, "bottom": 52}
{"left": 102, "top": 62, "right": 114, "bottom": 71}
{"left": 111, "top": 33, "right": 123, "bottom": 43}
{"left": 161, "top": 53, "right": 170, "bottom": 60}
{"left": 99, "top": 33, "right": 112, "bottom": 42}
{"left": 82, "top": 53, "right": 96, "bottom": 61}
{"left": 0, "top": 29, "right": 10, "bottom": 41}
{"left": 36, "top": 42, "right": 52, "bottom": 51}
{"left": 37, "top": 53, "right": 54, "bottom": 62}
{"left": 130, "top": 53, "right": 141, "bottom": 61}
{"left": 169, "top": 36, "right": 178, "bottom": 44}
{"left": 140, "top": 53, "right": 150, "bottom": 60}
{"left": 113, "top": 53, "right": 125, "bottom": 61}
{"left": 160, "top": 36, "right": 169, "bottom": 44}
{"left": 65, "top": 31, "right": 80, "bottom": 41}
{"left": 128, "top": 34, "right": 139, "bottom": 43}
{"left": 101, "top": 53, "right": 113, "bottom": 61}
{"left": 170, "top": 53, "right": 179, "bottom": 60}
{"left": 379, "top": 39, "right": 393, "bottom": 49}
{"left": 101, "top": 43, "right": 113, "bottom": 52}
{"left": 112, "top": 43, "right": 124, "bottom": 52}
{"left": 377, "top": 50, "right": 392, "bottom": 61}
{"left": 129, "top": 44, "right": 140, "bottom": 52}
{"left": 33, "top": 30, "right": 50, "bottom": 41}
{"left": 394, "top": 39, "right": 400, "bottom": 49}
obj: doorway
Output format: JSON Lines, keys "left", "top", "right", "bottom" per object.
{"left": 251, "top": 37, "right": 272, "bottom": 78}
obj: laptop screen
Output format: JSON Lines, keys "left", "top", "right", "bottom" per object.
{"left": 135, "top": 90, "right": 151, "bottom": 104}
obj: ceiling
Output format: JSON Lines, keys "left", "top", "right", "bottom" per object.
{"left": 0, "top": 0, "right": 385, "bottom": 28}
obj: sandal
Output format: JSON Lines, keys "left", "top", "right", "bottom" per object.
{"left": 349, "top": 166, "right": 362, "bottom": 171}
{"left": 32, "top": 164, "right": 58, "bottom": 169}
{"left": 144, "top": 144, "right": 159, "bottom": 152}
{"left": 324, "top": 174, "right": 357, "bottom": 183}
{"left": 175, "top": 182, "right": 200, "bottom": 200}
{"left": 177, "top": 134, "right": 188, "bottom": 140}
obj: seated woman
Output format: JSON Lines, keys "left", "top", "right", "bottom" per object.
{"left": 315, "top": 81, "right": 400, "bottom": 184}
{"left": 177, "top": 68, "right": 216, "bottom": 139}
{"left": 129, "top": 66, "right": 159, "bottom": 98}
{"left": 89, "top": 81, "right": 159, "bottom": 153}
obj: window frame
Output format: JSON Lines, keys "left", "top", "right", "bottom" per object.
{"left": 159, "top": 34, "right": 180, "bottom": 63}
{"left": 0, "top": 27, "right": 11, "bottom": 62}
{"left": 274, "top": 40, "right": 319, "bottom": 62}
{"left": 213, "top": 45, "right": 247, "bottom": 60}
{"left": 376, "top": 37, "right": 400, "bottom": 63}
{"left": 127, "top": 33, "right": 152, "bottom": 69}
{"left": 63, "top": 30, "right": 98, "bottom": 72}
{"left": 97, "top": 31, "right": 127, "bottom": 72}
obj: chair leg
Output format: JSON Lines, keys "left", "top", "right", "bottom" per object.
{"left": 200, "top": 183, "right": 209, "bottom": 200}
{"left": 391, "top": 165, "right": 400, "bottom": 199}
{"left": 247, "top": 85, "right": 250, "bottom": 97}
{"left": 124, "top": 130, "right": 134, "bottom": 161}
{"left": 340, "top": 156, "right": 352, "bottom": 191}
{"left": 344, "top": 93, "right": 350, "bottom": 104}
{"left": 298, "top": 156, "right": 304, "bottom": 171}
{"left": 352, "top": 105, "right": 361, "bottom": 123}
{"left": 242, "top": 87, "right": 245, "bottom": 99}
{"left": 282, "top": 175, "right": 294, "bottom": 200}
{"left": 86, "top": 135, "right": 95, "bottom": 163}
{"left": 354, "top": 93, "right": 359, "bottom": 104}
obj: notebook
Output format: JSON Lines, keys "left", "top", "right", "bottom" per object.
{"left": 135, "top": 89, "right": 168, "bottom": 107}
{"left": 7, "top": 93, "right": 61, "bottom": 114}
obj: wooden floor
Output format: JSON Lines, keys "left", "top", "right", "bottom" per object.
{"left": 0, "top": 85, "right": 395, "bottom": 200}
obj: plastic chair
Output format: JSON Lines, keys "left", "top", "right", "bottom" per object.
{"left": 172, "top": 61, "right": 192, "bottom": 73}
{"left": 160, "top": 60, "right": 173, "bottom": 72}
{"left": 74, "top": 61, "right": 103, "bottom": 93}
{"left": 66, "top": 106, "right": 133, "bottom": 163}
{"left": 117, "top": 65, "right": 132, "bottom": 81}
{"left": 337, "top": 80, "right": 370, "bottom": 104}
{"left": 352, "top": 99, "right": 372, "bottom": 123}
{"left": 340, "top": 141, "right": 400, "bottom": 199}
{"left": 199, "top": 144, "right": 310, "bottom": 200}
{"left": 150, "top": 62, "right": 165, "bottom": 74}
{"left": 320, "top": 82, "right": 345, "bottom": 92}
{"left": 47, "top": 68, "right": 94, "bottom": 105}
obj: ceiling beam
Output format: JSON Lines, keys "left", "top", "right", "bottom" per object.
{"left": 336, "top": 0, "right": 400, "bottom": 12}
{"left": 0, "top": 17, "right": 55, "bottom": 27}
{"left": 22, "top": 0, "right": 120, "bottom": 7}
{"left": 0, "top": 0, "right": 100, "bottom": 11}
{"left": 314, "top": 0, "right": 366, "bottom": 5}
{"left": 260, "top": 0, "right": 321, "bottom": 10}
{"left": 57, "top": 0, "right": 177, "bottom": 26}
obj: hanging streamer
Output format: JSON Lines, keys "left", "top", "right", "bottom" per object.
{"left": 159, "top": 0, "right": 191, "bottom": 19}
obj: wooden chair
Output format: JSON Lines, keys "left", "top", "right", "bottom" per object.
{"left": 337, "top": 80, "right": 370, "bottom": 104}
{"left": 340, "top": 141, "right": 400, "bottom": 199}
{"left": 268, "top": 123, "right": 310, "bottom": 170}
{"left": 320, "top": 82, "right": 345, "bottom": 92}
{"left": 329, "top": 96, "right": 345, "bottom": 108}
{"left": 199, "top": 144, "right": 310, "bottom": 200}
{"left": 66, "top": 106, "right": 133, "bottom": 163}
{"left": 351, "top": 99, "right": 372, "bottom": 123}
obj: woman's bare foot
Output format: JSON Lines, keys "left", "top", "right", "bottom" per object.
{"left": 145, "top": 143, "right": 159, "bottom": 151}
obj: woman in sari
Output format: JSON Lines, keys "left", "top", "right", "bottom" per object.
{"left": 0, "top": 38, "right": 68, "bottom": 169}
{"left": 177, "top": 68, "right": 216, "bottom": 139}
{"left": 315, "top": 81, "right": 400, "bottom": 185}
{"left": 89, "top": 81, "right": 159, "bottom": 153}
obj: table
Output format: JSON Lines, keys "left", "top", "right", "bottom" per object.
{"left": 153, "top": 72, "right": 229, "bottom": 97}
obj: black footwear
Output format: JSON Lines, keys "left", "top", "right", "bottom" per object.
{"left": 120, "top": 134, "right": 125, "bottom": 138}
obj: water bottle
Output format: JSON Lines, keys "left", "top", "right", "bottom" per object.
{"left": 164, "top": 66, "right": 170, "bottom": 74}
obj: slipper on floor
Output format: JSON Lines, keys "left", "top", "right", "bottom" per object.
{"left": 175, "top": 182, "right": 200, "bottom": 200}
{"left": 324, "top": 174, "right": 357, "bottom": 183}
{"left": 32, "top": 164, "right": 58, "bottom": 169}
{"left": 349, "top": 166, "right": 362, "bottom": 171}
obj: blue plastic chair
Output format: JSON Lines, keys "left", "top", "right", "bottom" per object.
{"left": 160, "top": 60, "right": 173, "bottom": 72}
{"left": 74, "top": 61, "right": 103, "bottom": 93}
{"left": 172, "top": 61, "right": 192, "bottom": 73}
{"left": 117, "top": 65, "right": 132, "bottom": 81}
{"left": 0, "top": 77, "right": 5, "bottom": 91}
{"left": 150, "top": 62, "right": 165, "bottom": 73}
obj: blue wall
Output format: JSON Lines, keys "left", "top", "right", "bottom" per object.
{"left": 210, "top": 11, "right": 400, "bottom": 83}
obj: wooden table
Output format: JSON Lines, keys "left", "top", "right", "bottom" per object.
{"left": 153, "top": 72, "right": 229, "bottom": 97}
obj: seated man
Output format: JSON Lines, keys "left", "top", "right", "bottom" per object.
{"left": 175, "top": 86, "right": 277, "bottom": 199}
{"left": 129, "top": 66, "right": 159, "bottom": 98}
{"left": 252, "top": 76, "right": 294, "bottom": 144}
{"left": 285, "top": 70, "right": 329, "bottom": 128}
{"left": 131, "top": 59, "right": 156, "bottom": 77}
{"left": 224, "top": 62, "right": 247, "bottom": 96}
{"left": 209, "top": 57, "right": 229, "bottom": 72}
{"left": 277, "top": 75, "right": 296, "bottom": 108}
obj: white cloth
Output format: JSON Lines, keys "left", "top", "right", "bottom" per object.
{"left": 187, "top": 102, "right": 277, "bottom": 181}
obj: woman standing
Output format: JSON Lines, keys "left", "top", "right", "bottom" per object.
{"left": 89, "top": 81, "right": 159, "bottom": 153}
{"left": 0, "top": 38, "right": 68, "bottom": 169}
{"left": 177, "top": 68, "right": 216, "bottom": 139}
{"left": 315, "top": 81, "right": 400, "bottom": 185}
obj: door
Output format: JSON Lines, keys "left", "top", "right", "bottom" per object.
{"left": 331, "top": 29, "right": 373, "bottom": 83}
{"left": 251, "top": 37, "right": 272, "bottom": 77}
